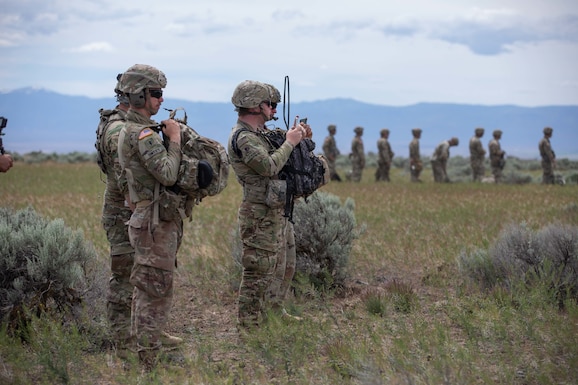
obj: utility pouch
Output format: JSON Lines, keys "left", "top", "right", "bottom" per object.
{"left": 158, "top": 189, "right": 183, "bottom": 222}
{"left": 265, "top": 179, "right": 287, "bottom": 209}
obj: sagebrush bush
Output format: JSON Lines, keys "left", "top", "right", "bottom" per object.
{"left": 293, "top": 191, "right": 361, "bottom": 291}
{"left": 459, "top": 222, "right": 578, "bottom": 307}
{"left": 0, "top": 206, "right": 107, "bottom": 337}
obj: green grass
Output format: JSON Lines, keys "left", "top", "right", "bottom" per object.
{"left": 1, "top": 162, "right": 577, "bottom": 384}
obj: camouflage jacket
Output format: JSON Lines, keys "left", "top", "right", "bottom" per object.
{"left": 322, "top": 135, "right": 340, "bottom": 160}
{"left": 228, "top": 120, "right": 294, "bottom": 203}
{"left": 351, "top": 136, "right": 365, "bottom": 164}
{"left": 432, "top": 141, "right": 450, "bottom": 162}
{"left": 539, "top": 137, "right": 555, "bottom": 162}
{"left": 469, "top": 136, "right": 486, "bottom": 160}
{"left": 377, "top": 138, "right": 394, "bottom": 163}
{"left": 488, "top": 139, "right": 504, "bottom": 165}
{"left": 118, "top": 110, "right": 181, "bottom": 203}
{"left": 409, "top": 138, "right": 420, "bottom": 162}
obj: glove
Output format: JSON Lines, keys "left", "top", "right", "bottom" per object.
{"left": 197, "top": 160, "right": 214, "bottom": 189}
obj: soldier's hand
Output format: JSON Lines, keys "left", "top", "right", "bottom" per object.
{"left": 161, "top": 119, "right": 181, "bottom": 145}
{"left": 286, "top": 123, "right": 305, "bottom": 146}
{"left": 302, "top": 123, "right": 312, "bottom": 138}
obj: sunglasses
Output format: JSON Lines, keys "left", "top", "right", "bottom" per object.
{"left": 262, "top": 101, "right": 278, "bottom": 109}
{"left": 149, "top": 89, "right": 163, "bottom": 99}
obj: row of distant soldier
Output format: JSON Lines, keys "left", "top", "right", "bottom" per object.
{"left": 322, "top": 125, "right": 557, "bottom": 184}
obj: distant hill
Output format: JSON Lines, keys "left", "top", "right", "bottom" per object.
{"left": 1, "top": 88, "right": 577, "bottom": 159}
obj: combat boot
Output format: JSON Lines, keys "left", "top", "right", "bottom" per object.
{"left": 160, "top": 331, "right": 183, "bottom": 348}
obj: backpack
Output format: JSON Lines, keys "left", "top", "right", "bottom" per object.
{"left": 166, "top": 108, "right": 230, "bottom": 201}
{"left": 95, "top": 108, "right": 124, "bottom": 174}
{"left": 232, "top": 128, "right": 329, "bottom": 220}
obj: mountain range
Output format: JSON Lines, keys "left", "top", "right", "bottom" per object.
{"left": 1, "top": 88, "right": 577, "bottom": 159}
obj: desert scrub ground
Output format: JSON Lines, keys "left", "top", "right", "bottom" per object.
{"left": 1, "top": 161, "right": 577, "bottom": 385}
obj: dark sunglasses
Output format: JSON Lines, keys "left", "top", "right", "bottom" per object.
{"left": 262, "top": 101, "right": 277, "bottom": 109}
{"left": 149, "top": 89, "right": 163, "bottom": 99}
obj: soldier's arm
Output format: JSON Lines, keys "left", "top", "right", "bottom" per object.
{"left": 238, "top": 131, "right": 294, "bottom": 177}
{"left": 138, "top": 129, "right": 181, "bottom": 186}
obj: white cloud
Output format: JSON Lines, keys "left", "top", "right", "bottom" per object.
{"left": 66, "top": 41, "right": 114, "bottom": 53}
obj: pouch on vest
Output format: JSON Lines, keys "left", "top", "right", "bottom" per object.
{"left": 158, "top": 189, "right": 183, "bottom": 222}
{"left": 265, "top": 179, "right": 287, "bottom": 209}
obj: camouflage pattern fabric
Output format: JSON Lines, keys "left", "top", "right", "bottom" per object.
{"left": 322, "top": 130, "right": 340, "bottom": 181}
{"left": 118, "top": 109, "right": 183, "bottom": 365}
{"left": 431, "top": 140, "right": 451, "bottom": 183}
{"left": 539, "top": 136, "right": 555, "bottom": 184}
{"left": 267, "top": 220, "right": 296, "bottom": 307}
{"left": 409, "top": 136, "right": 422, "bottom": 182}
{"left": 228, "top": 120, "right": 294, "bottom": 328}
{"left": 489, "top": 137, "right": 505, "bottom": 183}
{"left": 375, "top": 136, "right": 394, "bottom": 182}
{"left": 350, "top": 135, "right": 365, "bottom": 182}
{"left": 98, "top": 106, "right": 135, "bottom": 348}
{"left": 469, "top": 134, "right": 486, "bottom": 182}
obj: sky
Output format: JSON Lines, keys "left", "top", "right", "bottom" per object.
{"left": 1, "top": 0, "right": 577, "bottom": 107}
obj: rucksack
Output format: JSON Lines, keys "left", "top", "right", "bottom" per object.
{"left": 232, "top": 128, "right": 329, "bottom": 220}
{"left": 95, "top": 108, "right": 124, "bottom": 174}
{"left": 165, "top": 108, "right": 230, "bottom": 201}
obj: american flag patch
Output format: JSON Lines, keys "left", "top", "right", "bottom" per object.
{"left": 139, "top": 128, "right": 153, "bottom": 140}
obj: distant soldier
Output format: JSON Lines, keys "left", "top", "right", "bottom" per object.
{"left": 409, "top": 128, "right": 422, "bottom": 182}
{"left": 375, "top": 128, "right": 394, "bottom": 182}
{"left": 469, "top": 128, "right": 486, "bottom": 182}
{"left": 488, "top": 130, "right": 506, "bottom": 183}
{"left": 322, "top": 124, "right": 341, "bottom": 181}
{"left": 431, "top": 137, "right": 459, "bottom": 183}
{"left": 539, "top": 126, "right": 556, "bottom": 184}
{"left": 350, "top": 126, "right": 365, "bottom": 182}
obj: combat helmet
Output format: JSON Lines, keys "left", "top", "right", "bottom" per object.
{"left": 412, "top": 128, "right": 422, "bottom": 136}
{"left": 493, "top": 129, "right": 502, "bottom": 138}
{"left": 120, "top": 64, "right": 167, "bottom": 94}
{"left": 475, "top": 127, "right": 484, "bottom": 136}
{"left": 114, "top": 73, "right": 129, "bottom": 105}
{"left": 380, "top": 128, "right": 390, "bottom": 136}
{"left": 327, "top": 124, "right": 336, "bottom": 132}
{"left": 232, "top": 80, "right": 271, "bottom": 109}
{"left": 450, "top": 137, "right": 459, "bottom": 146}
{"left": 263, "top": 83, "right": 281, "bottom": 104}
{"left": 354, "top": 126, "right": 364, "bottom": 134}
{"left": 543, "top": 126, "right": 553, "bottom": 135}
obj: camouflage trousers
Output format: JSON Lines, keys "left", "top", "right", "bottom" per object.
{"left": 351, "top": 161, "right": 364, "bottom": 182}
{"left": 102, "top": 202, "right": 134, "bottom": 347}
{"left": 375, "top": 161, "right": 391, "bottom": 182}
{"left": 128, "top": 206, "right": 181, "bottom": 365}
{"left": 237, "top": 202, "right": 284, "bottom": 328}
{"left": 410, "top": 160, "right": 423, "bottom": 182}
{"left": 491, "top": 165, "right": 504, "bottom": 183}
{"left": 470, "top": 159, "right": 485, "bottom": 182}
{"left": 267, "top": 220, "right": 295, "bottom": 308}
{"left": 541, "top": 160, "right": 555, "bottom": 184}
{"left": 431, "top": 160, "right": 449, "bottom": 183}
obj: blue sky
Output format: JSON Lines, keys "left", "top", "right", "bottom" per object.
{"left": 1, "top": 0, "right": 577, "bottom": 106}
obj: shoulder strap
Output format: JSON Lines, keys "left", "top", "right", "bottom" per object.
{"left": 231, "top": 127, "right": 250, "bottom": 157}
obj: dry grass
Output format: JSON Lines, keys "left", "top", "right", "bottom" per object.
{"left": 1, "top": 162, "right": 577, "bottom": 384}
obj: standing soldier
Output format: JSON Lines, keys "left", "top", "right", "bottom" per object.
{"left": 118, "top": 64, "right": 199, "bottom": 369}
{"left": 322, "top": 124, "right": 341, "bottom": 181}
{"left": 539, "top": 126, "right": 556, "bottom": 184}
{"left": 227, "top": 80, "right": 308, "bottom": 329}
{"left": 409, "top": 128, "right": 423, "bottom": 182}
{"left": 469, "top": 127, "right": 486, "bottom": 182}
{"left": 431, "top": 137, "right": 459, "bottom": 183}
{"left": 375, "top": 128, "right": 394, "bottom": 182}
{"left": 350, "top": 126, "right": 365, "bottom": 182}
{"left": 488, "top": 129, "right": 506, "bottom": 183}
{"left": 95, "top": 74, "right": 135, "bottom": 358}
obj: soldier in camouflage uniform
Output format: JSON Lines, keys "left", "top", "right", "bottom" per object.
{"left": 488, "top": 130, "right": 506, "bottom": 183}
{"left": 539, "top": 126, "right": 556, "bottom": 184}
{"left": 469, "top": 128, "right": 486, "bottom": 182}
{"left": 228, "top": 80, "right": 307, "bottom": 329}
{"left": 375, "top": 128, "right": 394, "bottom": 182}
{"left": 431, "top": 137, "right": 459, "bottom": 183}
{"left": 350, "top": 126, "right": 365, "bottom": 182}
{"left": 96, "top": 74, "right": 134, "bottom": 356}
{"left": 117, "top": 64, "right": 196, "bottom": 369}
{"left": 322, "top": 124, "right": 341, "bottom": 181}
{"left": 409, "top": 128, "right": 423, "bottom": 182}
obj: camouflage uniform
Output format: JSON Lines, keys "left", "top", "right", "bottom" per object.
{"left": 488, "top": 130, "right": 505, "bottom": 183}
{"left": 229, "top": 120, "right": 295, "bottom": 327}
{"left": 539, "top": 127, "right": 556, "bottom": 184}
{"left": 431, "top": 137, "right": 458, "bottom": 183}
{"left": 98, "top": 101, "right": 135, "bottom": 350}
{"left": 117, "top": 64, "right": 184, "bottom": 367}
{"left": 350, "top": 126, "right": 365, "bottom": 182}
{"left": 409, "top": 128, "right": 423, "bottom": 182}
{"left": 375, "top": 128, "right": 394, "bottom": 182}
{"left": 469, "top": 128, "right": 486, "bottom": 182}
{"left": 322, "top": 125, "right": 341, "bottom": 181}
